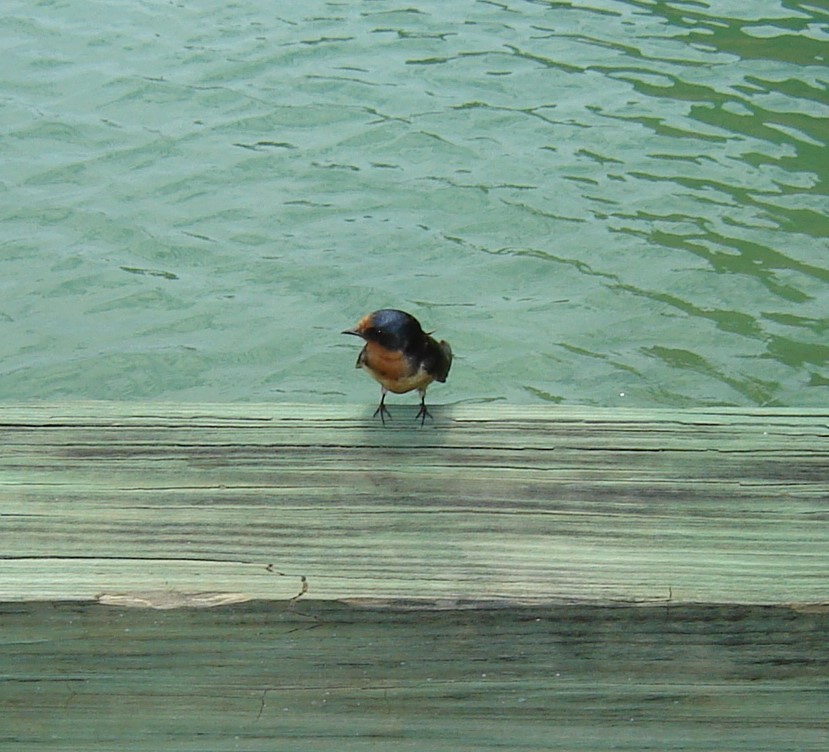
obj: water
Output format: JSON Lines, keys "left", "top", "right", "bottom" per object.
{"left": 2, "top": 0, "right": 827, "bottom": 408}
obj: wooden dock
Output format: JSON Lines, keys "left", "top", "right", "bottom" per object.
{"left": 2, "top": 403, "right": 827, "bottom": 749}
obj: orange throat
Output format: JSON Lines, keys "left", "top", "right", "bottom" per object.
{"left": 360, "top": 342, "right": 434, "bottom": 394}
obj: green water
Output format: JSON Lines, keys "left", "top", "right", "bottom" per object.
{"left": 2, "top": 0, "right": 827, "bottom": 408}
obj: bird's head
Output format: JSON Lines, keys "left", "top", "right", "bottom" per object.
{"left": 342, "top": 309, "right": 425, "bottom": 351}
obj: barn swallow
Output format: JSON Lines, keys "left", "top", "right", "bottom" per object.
{"left": 343, "top": 309, "right": 452, "bottom": 426}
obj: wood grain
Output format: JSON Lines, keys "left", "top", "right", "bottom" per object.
{"left": 2, "top": 403, "right": 826, "bottom": 749}
{"left": 2, "top": 600, "right": 827, "bottom": 751}
{"left": 2, "top": 402, "right": 826, "bottom": 606}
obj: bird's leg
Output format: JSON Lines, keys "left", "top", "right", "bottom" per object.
{"left": 415, "top": 390, "right": 433, "bottom": 426}
{"left": 373, "top": 389, "right": 392, "bottom": 425}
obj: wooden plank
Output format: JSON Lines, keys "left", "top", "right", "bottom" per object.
{"left": 2, "top": 600, "right": 827, "bottom": 751}
{"left": 1, "top": 403, "right": 827, "bottom": 606}
{"left": 2, "top": 404, "right": 827, "bottom": 749}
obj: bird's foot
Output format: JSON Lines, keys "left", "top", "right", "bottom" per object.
{"left": 373, "top": 401, "right": 392, "bottom": 425}
{"left": 415, "top": 401, "right": 433, "bottom": 427}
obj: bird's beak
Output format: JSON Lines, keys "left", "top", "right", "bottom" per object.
{"left": 342, "top": 328, "right": 363, "bottom": 337}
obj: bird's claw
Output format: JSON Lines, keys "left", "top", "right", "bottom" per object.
{"left": 373, "top": 401, "right": 392, "bottom": 425}
{"left": 415, "top": 402, "right": 433, "bottom": 427}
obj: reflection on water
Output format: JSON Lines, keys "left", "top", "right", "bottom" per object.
{"left": 1, "top": 0, "right": 826, "bottom": 407}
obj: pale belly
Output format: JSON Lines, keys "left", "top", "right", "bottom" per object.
{"left": 370, "top": 367, "right": 434, "bottom": 394}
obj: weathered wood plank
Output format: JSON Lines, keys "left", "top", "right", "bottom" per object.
{"left": 2, "top": 600, "right": 827, "bottom": 751}
{"left": 1, "top": 403, "right": 827, "bottom": 606}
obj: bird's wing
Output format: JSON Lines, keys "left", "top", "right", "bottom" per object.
{"left": 355, "top": 345, "right": 368, "bottom": 369}
{"left": 422, "top": 338, "right": 452, "bottom": 382}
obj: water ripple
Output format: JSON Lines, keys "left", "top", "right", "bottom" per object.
{"left": 1, "top": 0, "right": 826, "bottom": 407}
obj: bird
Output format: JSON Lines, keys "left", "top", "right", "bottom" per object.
{"left": 342, "top": 309, "right": 452, "bottom": 426}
